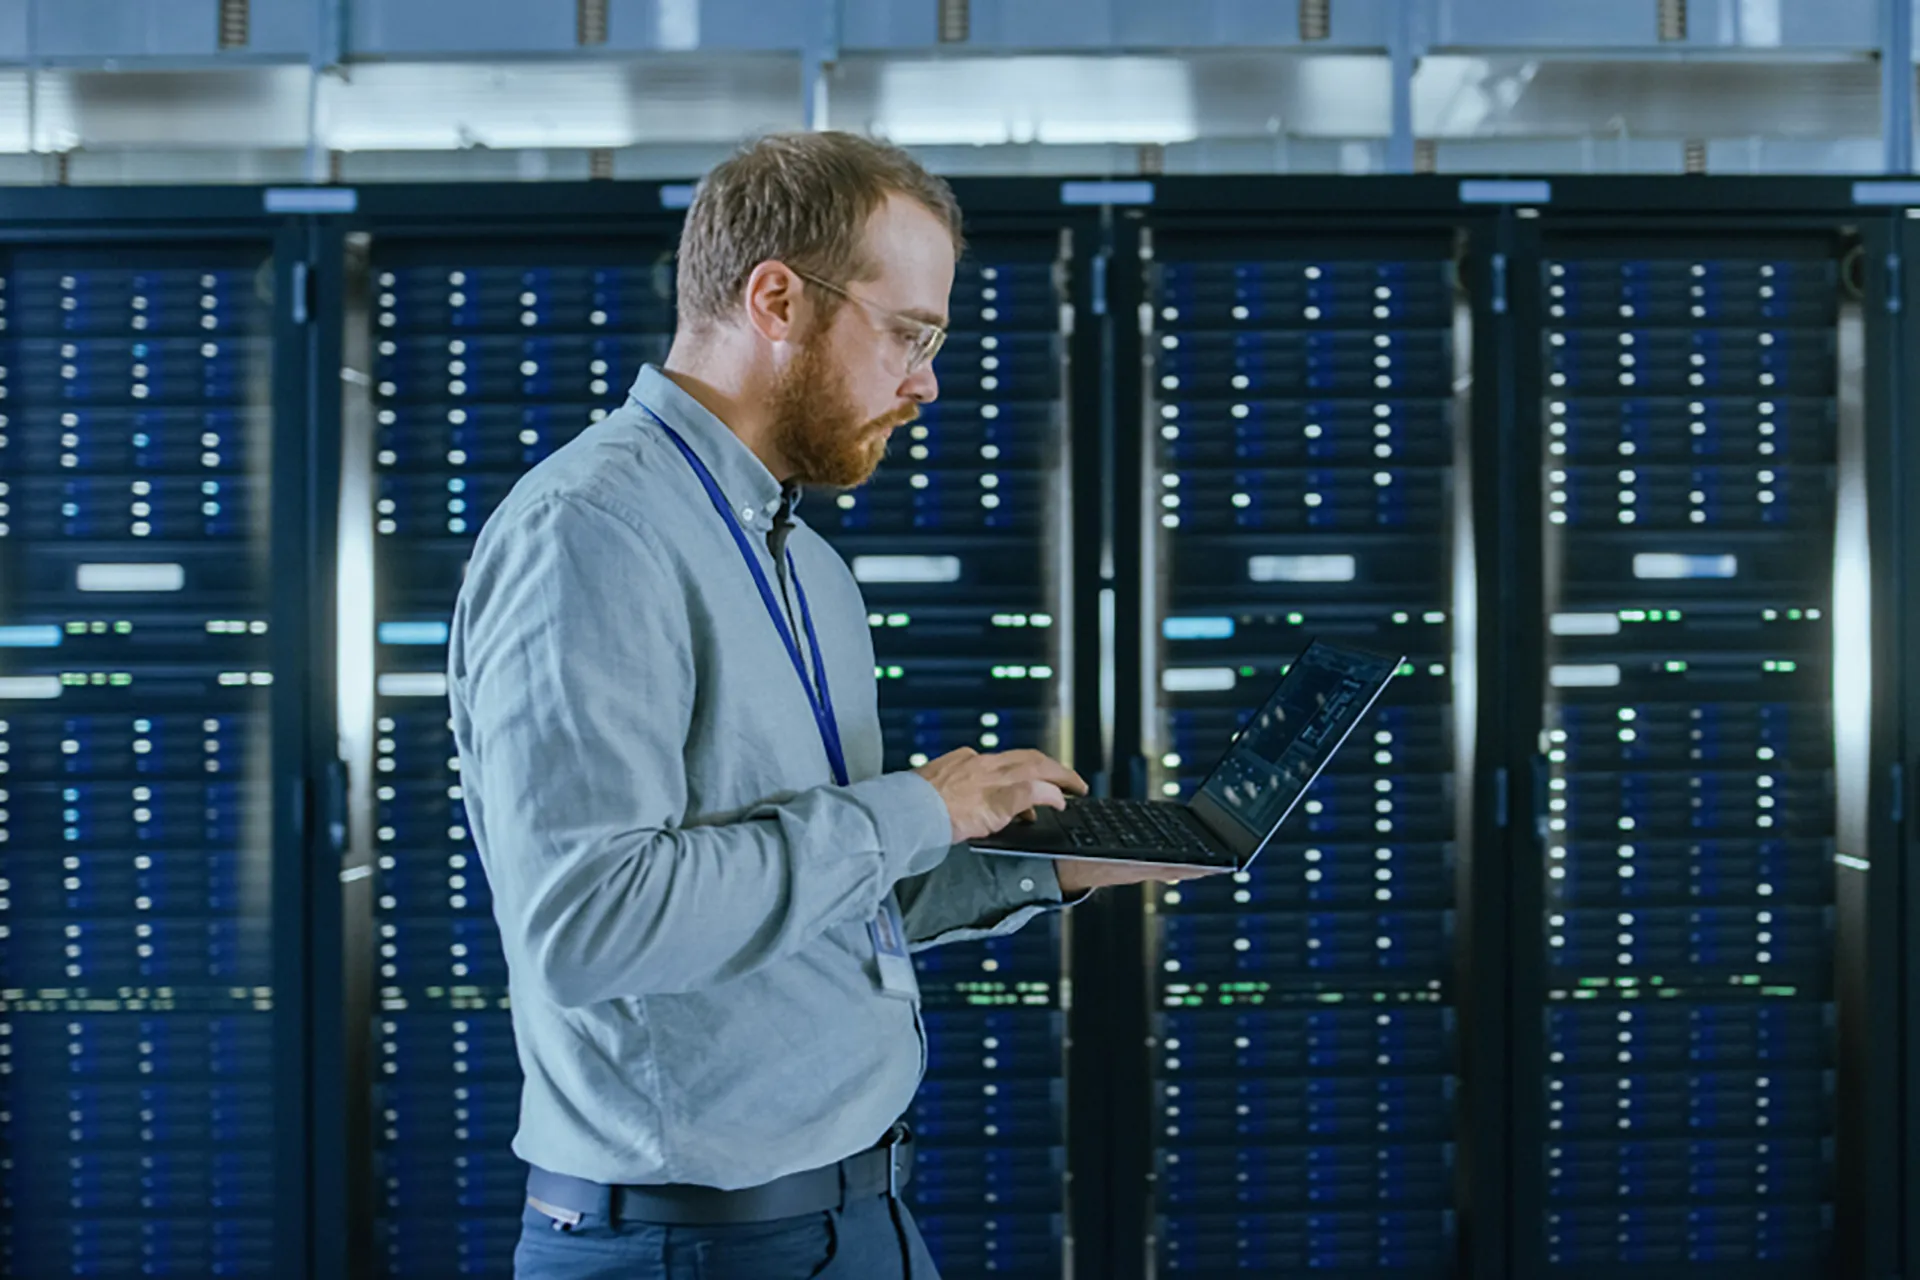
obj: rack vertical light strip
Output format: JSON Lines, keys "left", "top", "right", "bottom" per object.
{"left": 0, "top": 247, "right": 283, "bottom": 1274}
{"left": 363, "top": 242, "right": 672, "bottom": 1277}
{"left": 1531, "top": 239, "right": 1841, "bottom": 1273}
{"left": 811, "top": 233, "right": 1076, "bottom": 1280}
{"left": 1139, "top": 229, "right": 1463, "bottom": 1275}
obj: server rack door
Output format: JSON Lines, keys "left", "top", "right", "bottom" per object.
{"left": 1511, "top": 219, "right": 1875, "bottom": 1280}
{"left": 1900, "top": 210, "right": 1920, "bottom": 1280}
{"left": 338, "top": 226, "right": 682, "bottom": 1279}
{"left": 1128, "top": 215, "right": 1474, "bottom": 1279}
{"left": 333, "top": 192, "right": 1087, "bottom": 1280}
{"left": 806, "top": 223, "right": 1078, "bottom": 1280}
{"left": 0, "top": 221, "right": 313, "bottom": 1278}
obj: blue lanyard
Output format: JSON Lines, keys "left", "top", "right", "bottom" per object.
{"left": 647, "top": 412, "right": 850, "bottom": 788}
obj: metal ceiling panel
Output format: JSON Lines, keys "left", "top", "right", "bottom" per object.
{"left": 32, "top": 0, "right": 226, "bottom": 59}
{"left": 828, "top": 51, "right": 1393, "bottom": 146}
{"left": 240, "top": 0, "right": 327, "bottom": 58}
{"left": 1436, "top": 0, "right": 1878, "bottom": 49}
{"left": 842, "top": 0, "right": 1392, "bottom": 50}
{"left": 599, "top": 0, "right": 814, "bottom": 51}
{"left": 1414, "top": 55, "right": 1880, "bottom": 138}
{"left": 316, "top": 57, "right": 802, "bottom": 150}
{"left": 22, "top": 65, "right": 314, "bottom": 150}
{"left": 0, "top": 2, "right": 29, "bottom": 61}
{"left": 349, "top": 0, "right": 576, "bottom": 57}
{"left": 1112, "top": 0, "right": 1391, "bottom": 49}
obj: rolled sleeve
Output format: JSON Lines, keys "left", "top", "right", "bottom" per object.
{"left": 894, "top": 846, "right": 1076, "bottom": 951}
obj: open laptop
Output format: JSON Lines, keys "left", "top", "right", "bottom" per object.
{"left": 972, "top": 639, "right": 1402, "bottom": 871}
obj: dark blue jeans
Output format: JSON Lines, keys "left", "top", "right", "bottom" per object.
{"left": 513, "top": 1190, "right": 943, "bottom": 1280}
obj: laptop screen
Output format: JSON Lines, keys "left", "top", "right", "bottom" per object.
{"left": 1187, "top": 640, "right": 1402, "bottom": 860}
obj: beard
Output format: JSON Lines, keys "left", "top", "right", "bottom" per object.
{"left": 767, "top": 337, "right": 918, "bottom": 489}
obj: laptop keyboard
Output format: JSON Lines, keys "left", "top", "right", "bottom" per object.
{"left": 1057, "top": 800, "right": 1216, "bottom": 857}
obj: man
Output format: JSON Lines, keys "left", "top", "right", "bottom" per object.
{"left": 449, "top": 131, "right": 1201, "bottom": 1280}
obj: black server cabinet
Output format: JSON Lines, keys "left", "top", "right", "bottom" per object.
{"left": 1107, "top": 183, "right": 1508, "bottom": 1280}
{"left": 329, "top": 189, "right": 687, "bottom": 1279}
{"left": 1503, "top": 186, "right": 1902, "bottom": 1280}
{"left": 0, "top": 193, "right": 319, "bottom": 1278}
{"left": 324, "top": 183, "right": 1096, "bottom": 1280}
{"left": 802, "top": 209, "right": 1085, "bottom": 1280}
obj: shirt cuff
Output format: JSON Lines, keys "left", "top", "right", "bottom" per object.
{"left": 848, "top": 771, "right": 955, "bottom": 879}
{"left": 1009, "top": 856, "right": 1083, "bottom": 908}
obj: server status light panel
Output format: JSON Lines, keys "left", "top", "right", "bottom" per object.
{"left": 1530, "top": 239, "right": 1841, "bottom": 1275}
{"left": 0, "top": 245, "right": 283, "bottom": 1278}
{"left": 365, "top": 243, "right": 673, "bottom": 1277}
{"left": 811, "top": 234, "right": 1077, "bottom": 1280}
{"left": 1139, "top": 229, "right": 1465, "bottom": 1278}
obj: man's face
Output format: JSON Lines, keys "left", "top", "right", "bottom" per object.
{"left": 769, "top": 193, "right": 956, "bottom": 488}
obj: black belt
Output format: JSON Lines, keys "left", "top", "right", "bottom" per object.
{"left": 526, "top": 1123, "right": 915, "bottom": 1228}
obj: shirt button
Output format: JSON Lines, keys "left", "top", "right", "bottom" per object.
{"left": 1020, "top": 878, "right": 1036, "bottom": 893}
{"left": 740, "top": 506, "right": 754, "bottom": 520}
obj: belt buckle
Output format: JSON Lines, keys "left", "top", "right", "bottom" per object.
{"left": 882, "top": 1122, "right": 910, "bottom": 1199}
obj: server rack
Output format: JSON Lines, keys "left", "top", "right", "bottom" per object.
{"left": 1501, "top": 182, "right": 1903, "bottom": 1280}
{"left": 0, "top": 176, "right": 1905, "bottom": 1280}
{"left": 803, "top": 200, "right": 1088, "bottom": 1280}
{"left": 0, "top": 191, "right": 320, "bottom": 1279}
{"left": 324, "top": 182, "right": 1102, "bottom": 1280}
{"left": 1106, "top": 181, "right": 1509, "bottom": 1280}
{"left": 325, "top": 186, "right": 687, "bottom": 1279}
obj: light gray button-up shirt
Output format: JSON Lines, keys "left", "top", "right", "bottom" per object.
{"left": 448, "top": 364, "right": 1067, "bottom": 1189}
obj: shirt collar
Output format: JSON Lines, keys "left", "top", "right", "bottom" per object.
{"left": 628, "top": 364, "right": 786, "bottom": 533}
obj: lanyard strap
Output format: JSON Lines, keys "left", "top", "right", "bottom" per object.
{"left": 648, "top": 411, "right": 850, "bottom": 788}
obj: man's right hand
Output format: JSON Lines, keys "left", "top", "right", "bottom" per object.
{"left": 915, "top": 748, "right": 1088, "bottom": 844}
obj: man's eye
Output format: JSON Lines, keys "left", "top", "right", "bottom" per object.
{"left": 892, "top": 327, "right": 921, "bottom": 348}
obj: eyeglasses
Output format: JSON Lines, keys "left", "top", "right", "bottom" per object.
{"left": 793, "top": 270, "right": 948, "bottom": 376}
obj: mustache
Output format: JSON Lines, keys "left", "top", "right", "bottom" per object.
{"left": 872, "top": 405, "right": 919, "bottom": 433}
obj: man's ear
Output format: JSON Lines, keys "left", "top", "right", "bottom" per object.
{"left": 743, "top": 260, "right": 802, "bottom": 345}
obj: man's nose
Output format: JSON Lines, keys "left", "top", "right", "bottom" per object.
{"left": 901, "top": 361, "right": 939, "bottom": 405}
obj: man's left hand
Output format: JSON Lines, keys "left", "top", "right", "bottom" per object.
{"left": 1054, "top": 859, "right": 1224, "bottom": 897}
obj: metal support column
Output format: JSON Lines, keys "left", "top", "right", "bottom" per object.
{"left": 1386, "top": 0, "right": 1422, "bottom": 174}
{"left": 803, "top": 0, "right": 840, "bottom": 130}
{"left": 1884, "top": 0, "right": 1914, "bottom": 173}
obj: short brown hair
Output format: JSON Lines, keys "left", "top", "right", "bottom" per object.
{"left": 674, "top": 131, "right": 965, "bottom": 330}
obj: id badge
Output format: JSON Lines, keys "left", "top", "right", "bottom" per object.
{"left": 868, "top": 895, "right": 920, "bottom": 1001}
